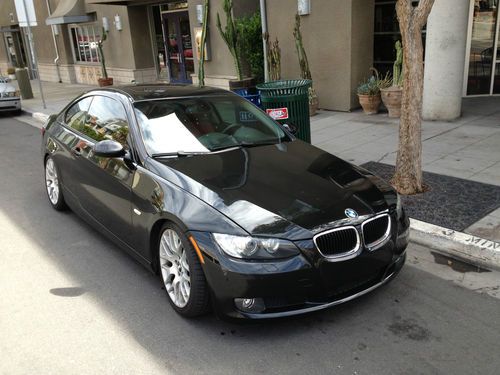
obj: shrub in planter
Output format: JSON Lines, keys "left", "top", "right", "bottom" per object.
{"left": 357, "top": 76, "right": 381, "bottom": 115}
{"left": 235, "top": 11, "right": 264, "bottom": 83}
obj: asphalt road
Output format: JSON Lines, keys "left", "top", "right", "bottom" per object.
{"left": 1, "top": 115, "right": 500, "bottom": 375}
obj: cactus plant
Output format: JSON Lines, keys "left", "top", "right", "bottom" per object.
{"left": 392, "top": 40, "right": 403, "bottom": 87}
{"left": 293, "top": 13, "right": 318, "bottom": 114}
{"left": 265, "top": 33, "right": 281, "bottom": 81}
{"left": 216, "top": 0, "right": 243, "bottom": 81}
{"left": 198, "top": 0, "right": 209, "bottom": 87}
{"left": 380, "top": 41, "right": 404, "bottom": 118}
{"left": 293, "top": 14, "right": 311, "bottom": 81}
{"left": 97, "top": 27, "right": 108, "bottom": 79}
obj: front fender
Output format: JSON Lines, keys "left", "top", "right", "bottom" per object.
{"left": 130, "top": 166, "right": 247, "bottom": 262}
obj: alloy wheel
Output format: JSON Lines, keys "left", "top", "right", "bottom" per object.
{"left": 45, "top": 158, "right": 60, "bottom": 205}
{"left": 159, "top": 229, "right": 191, "bottom": 308}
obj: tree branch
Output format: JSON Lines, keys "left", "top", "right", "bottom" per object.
{"left": 395, "top": 0, "right": 412, "bottom": 29}
{"left": 415, "top": 0, "right": 435, "bottom": 28}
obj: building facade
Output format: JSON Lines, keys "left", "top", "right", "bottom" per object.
{"left": 0, "top": 0, "right": 498, "bottom": 119}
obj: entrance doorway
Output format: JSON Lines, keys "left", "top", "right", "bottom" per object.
{"left": 162, "top": 11, "right": 194, "bottom": 83}
{"left": 2, "top": 29, "right": 28, "bottom": 70}
{"left": 466, "top": 0, "right": 500, "bottom": 95}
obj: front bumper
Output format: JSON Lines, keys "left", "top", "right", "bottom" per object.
{"left": 191, "top": 210, "right": 410, "bottom": 320}
{"left": 0, "top": 97, "right": 21, "bottom": 111}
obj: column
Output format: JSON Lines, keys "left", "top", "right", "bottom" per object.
{"left": 422, "top": 0, "right": 470, "bottom": 121}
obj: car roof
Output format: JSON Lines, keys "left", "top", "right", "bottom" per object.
{"left": 90, "top": 83, "right": 230, "bottom": 102}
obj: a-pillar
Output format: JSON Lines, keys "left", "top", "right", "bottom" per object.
{"left": 422, "top": 0, "right": 470, "bottom": 120}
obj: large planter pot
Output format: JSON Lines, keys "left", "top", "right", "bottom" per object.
{"left": 358, "top": 93, "right": 381, "bottom": 115}
{"left": 381, "top": 86, "right": 402, "bottom": 118}
{"left": 8, "top": 74, "right": 16, "bottom": 81}
{"left": 98, "top": 77, "right": 114, "bottom": 87}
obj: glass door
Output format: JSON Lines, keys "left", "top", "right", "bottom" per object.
{"left": 3, "top": 30, "right": 28, "bottom": 69}
{"left": 162, "top": 11, "right": 193, "bottom": 84}
{"left": 466, "top": 0, "right": 500, "bottom": 95}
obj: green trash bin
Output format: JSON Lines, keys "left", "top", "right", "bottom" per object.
{"left": 257, "top": 79, "right": 312, "bottom": 143}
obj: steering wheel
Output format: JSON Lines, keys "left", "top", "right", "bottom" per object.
{"left": 221, "top": 123, "right": 241, "bottom": 135}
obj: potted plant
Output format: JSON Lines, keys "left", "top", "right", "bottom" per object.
{"left": 357, "top": 76, "right": 381, "bottom": 115}
{"left": 216, "top": 0, "right": 254, "bottom": 90}
{"left": 381, "top": 41, "right": 403, "bottom": 118}
{"left": 7, "top": 67, "right": 16, "bottom": 81}
{"left": 97, "top": 28, "right": 113, "bottom": 87}
{"left": 235, "top": 11, "right": 264, "bottom": 84}
{"left": 293, "top": 13, "right": 318, "bottom": 116}
{"left": 357, "top": 68, "right": 390, "bottom": 115}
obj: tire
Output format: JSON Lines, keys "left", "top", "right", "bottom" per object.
{"left": 44, "top": 156, "right": 67, "bottom": 211}
{"left": 157, "top": 222, "right": 210, "bottom": 317}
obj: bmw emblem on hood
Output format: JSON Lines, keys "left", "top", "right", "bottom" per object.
{"left": 344, "top": 208, "right": 358, "bottom": 219}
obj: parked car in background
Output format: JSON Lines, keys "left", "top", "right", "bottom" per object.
{"left": 0, "top": 76, "right": 21, "bottom": 114}
{"left": 41, "top": 84, "right": 409, "bottom": 320}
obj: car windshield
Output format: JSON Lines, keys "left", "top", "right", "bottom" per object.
{"left": 133, "top": 95, "right": 288, "bottom": 155}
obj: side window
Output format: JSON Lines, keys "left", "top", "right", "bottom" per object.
{"left": 65, "top": 97, "right": 93, "bottom": 131}
{"left": 84, "top": 96, "right": 130, "bottom": 146}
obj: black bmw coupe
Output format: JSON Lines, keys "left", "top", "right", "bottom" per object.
{"left": 42, "top": 84, "right": 409, "bottom": 319}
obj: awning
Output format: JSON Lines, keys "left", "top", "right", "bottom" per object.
{"left": 46, "top": 0, "right": 95, "bottom": 25}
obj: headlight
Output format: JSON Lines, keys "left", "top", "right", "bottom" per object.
{"left": 212, "top": 233, "right": 300, "bottom": 259}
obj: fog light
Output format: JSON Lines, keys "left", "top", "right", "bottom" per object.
{"left": 242, "top": 298, "right": 254, "bottom": 308}
{"left": 234, "top": 298, "right": 265, "bottom": 313}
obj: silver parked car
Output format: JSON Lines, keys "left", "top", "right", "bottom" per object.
{"left": 0, "top": 77, "right": 21, "bottom": 114}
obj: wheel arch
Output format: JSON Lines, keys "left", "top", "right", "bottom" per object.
{"left": 149, "top": 214, "right": 189, "bottom": 274}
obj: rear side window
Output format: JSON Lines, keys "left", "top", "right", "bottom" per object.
{"left": 65, "top": 97, "right": 93, "bottom": 130}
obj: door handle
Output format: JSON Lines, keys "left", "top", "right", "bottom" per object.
{"left": 71, "top": 146, "right": 82, "bottom": 157}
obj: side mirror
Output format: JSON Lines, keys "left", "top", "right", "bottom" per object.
{"left": 283, "top": 123, "right": 298, "bottom": 135}
{"left": 93, "top": 140, "right": 126, "bottom": 158}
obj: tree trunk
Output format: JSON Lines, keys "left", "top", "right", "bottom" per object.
{"left": 391, "top": 0, "right": 435, "bottom": 195}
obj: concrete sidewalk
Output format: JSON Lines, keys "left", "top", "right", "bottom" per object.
{"left": 16, "top": 80, "right": 94, "bottom": 116}
{"left": 311, "top": 98, "right": 500, "bottom": 243}
{"left": 16, "top": 79, "right": 500, "bottom": 268}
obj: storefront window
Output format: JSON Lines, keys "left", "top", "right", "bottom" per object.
{"left": 160, "top": 2, "right": 188, "bottom": 12}
{"left": 69, "top": 25, "right": 101, "bottom": 63}
{"left": 374, "top": 0, "right": 425, "bottom": 75}
{"left": 466, "top": 0, "right": 500, "bottom": 95}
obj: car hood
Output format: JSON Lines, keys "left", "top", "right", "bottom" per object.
{"left": 0, "top": 82, "right": 16, "bottom": 94}
{"left": 148, "top": 140, "right": 397, "bottom": 240}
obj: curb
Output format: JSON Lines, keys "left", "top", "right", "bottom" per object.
{"left": 32, "top": 112, "right": 49, "bottom": 124}
{"left": 410, "top": 218, "right": 500, "bottom": 271}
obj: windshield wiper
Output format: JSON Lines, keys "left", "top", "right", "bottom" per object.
{"left": 210, "top": 140, "right": 281, "bottom": 152}
{"left": 151, "top": 151, "right": 210, "bottom": 158}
